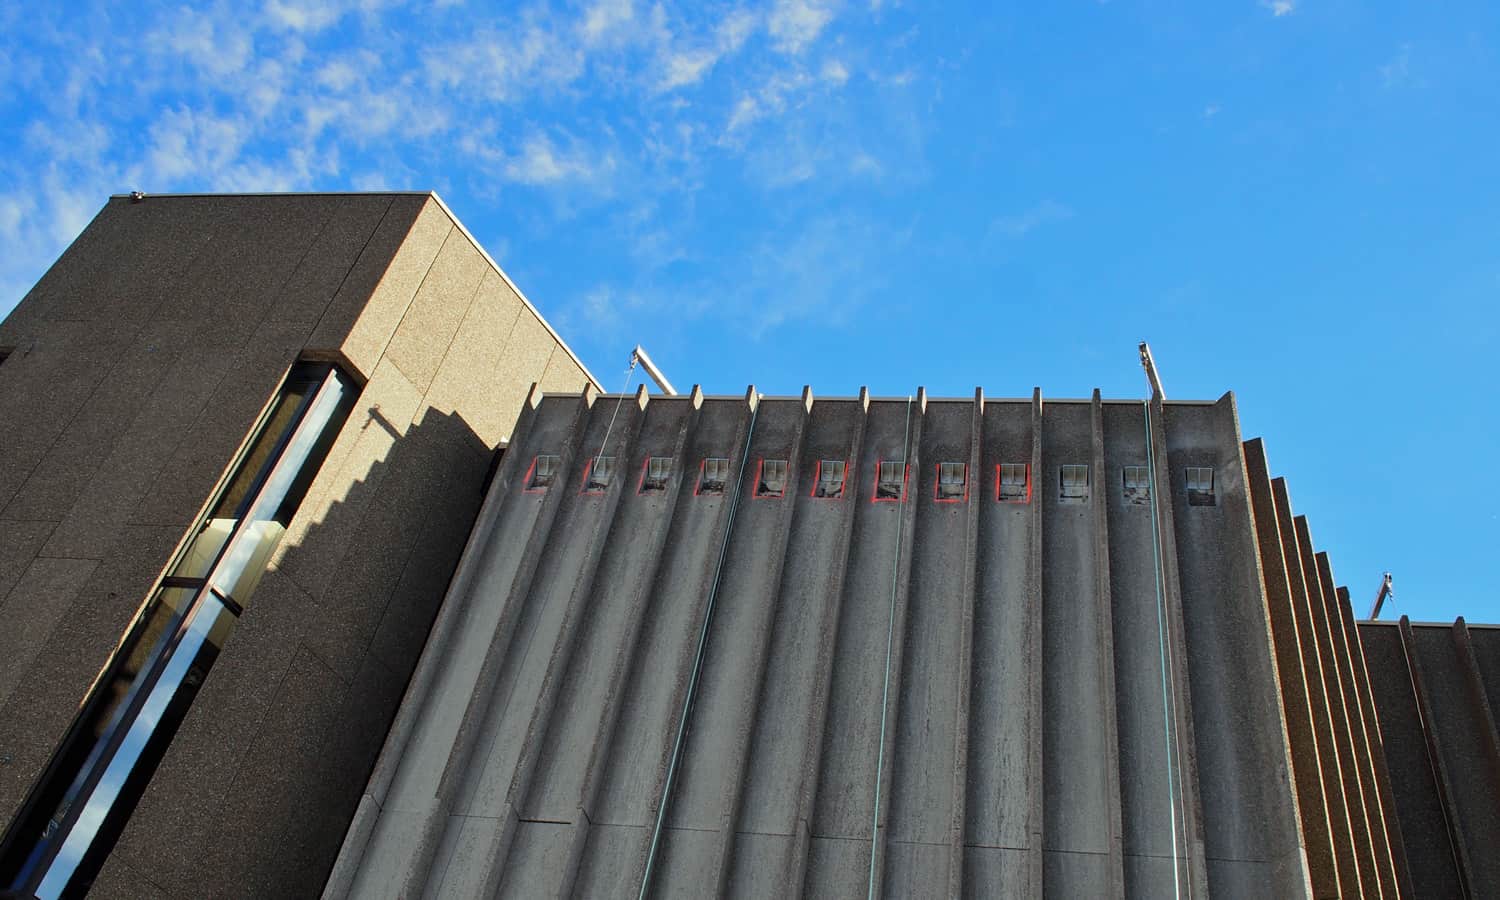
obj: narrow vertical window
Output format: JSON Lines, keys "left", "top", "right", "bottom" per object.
{"left": 0, "top": 362, "right": 356, "bottom": 899}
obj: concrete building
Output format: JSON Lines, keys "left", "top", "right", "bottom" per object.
{"left": 0, "top": 192, "right": 597, "bottom": 898}
{"left": 3, "top": 191, "right": 1497, "bottom": 898}
{"left": 323, "top": 387, "right": 1312, "bottom": 898}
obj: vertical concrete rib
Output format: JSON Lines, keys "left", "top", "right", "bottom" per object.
{"left": 726, "top": 391, "right": 870, "bottom": 899}
{"left": 1242, "top": 440, "right": 1339, "bottom": 898}
{"left": 563, "top": 392, "right": 758, "bottom": 898}
{"left": 338, "top": 387, "right": 599, "bottom": 899}
{"left": 1145, "top": 396, "right": 1211, "bottom": 896}
{"left": 462, "top": 387, "right": 655, "bottom": 897}
{"left": 881, "top": 393, "right": 977, "bottom": 896}
{"left": 1396, "top": 616, "right": 1476, "bottom": 895}
{"left": 1040, "top": 394, "right": 1123, "bottom": 897}
{"left": 944, "top": 389, "right": 983, "bottom": 897}
{"left": 1315, "top": 553, "right": 1400, "bottom": 899}
{"left": 1293, "top": 516, "right": 1375, "bottom": 895}
{"left": 803, "top": 393, "right": 924, "bottom": 898}
{"left": 490, "top": 389, "right": 699, "bottom": 898}
{"left": 1449, "top": 617, "right": 1500, "bottom": 871}
{"left": 1337, "top": 586, "right": 1415, "bottom": 898}
{"left": 1026, "top": 389, "right": 1044, "bottom": 900}
{"left": 651, "top": 392, "right": 810, "bottom": 895}
{"left": 864, "top": 389, "right": 926, "bottom": 900}
{"left": 1271, "top": 479, "right": 1360, "bottom": 894}
{"left": 1093, "top": 392, "right": 1127, "bottom": 899}
{"left": 324, "top": 383, "right": 549, "bottom": 899}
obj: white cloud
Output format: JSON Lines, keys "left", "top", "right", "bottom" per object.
{"left": 1259, "top": 0, "right": 1295, "bottom": 17}
{"left": 503, "top": 134, "right": 613, "bottom": 186}
{"left": 581, "top": 0, "right": 636, "bottom": 46}
{"left": 821, "top": 59, "right": 849, "bottom": 84}
{"left": 769, "top": 0, "right": 836, "bottom": 54}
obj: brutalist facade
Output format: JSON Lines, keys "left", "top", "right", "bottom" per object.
{"left": 3, "top": 192, "right": 1497, "bottom": 899}
{"left": 0, "top": 193, "right": 596, "bottom": 898}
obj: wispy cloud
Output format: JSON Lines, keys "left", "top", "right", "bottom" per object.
{"left": 989, "top": 200, "right": 1075, "bottom": 239}
{"left": 769, "top": 0, "right": 836, "bottom": 53}
{"left": 1259, "top": 0, "right": 1295, "bottom": 17}
{"left": 0, "top": 0, "right": 910, "bottom": 321}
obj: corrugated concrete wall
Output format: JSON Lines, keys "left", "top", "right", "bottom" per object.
{"left": 0, "top": 193, "right": 593, "bottom": 896}
{"left": 1243, "top": 440, "right": 1409, "bottom": 899}
{"left": 326, "top": 388, "right": 1309, "bottom": 898}
{"left": 1359, "top": 617, "right": 1500, "bottom": 897}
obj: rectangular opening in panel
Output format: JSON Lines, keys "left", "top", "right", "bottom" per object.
{"left": 754, "top": 458, "right": 788, "bottom": 498}
{"left": 638, "top": 456, "right": 674, "bottom": 494}
{"left": 1122, "top": 465, "right": 1151, "bottom": 505}
{"left": 997, "top": 462, "right": 1030, "bottom": 503}
{"left": 935, "top": 462, "right": 967, "bottom": 502}
{"left": 1059, "top": 464, "right": 1089, "bottom": 504}
{"left": 873, "top": 460, "right": 908, "bottom": 502}
{"left": 812, "top": 459, "right": 847, "bottom": 499}
{"left": 696, "top": 457, "right": 731, "bottom": 495}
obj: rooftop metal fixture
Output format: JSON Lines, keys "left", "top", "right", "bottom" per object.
{"left": 631, "top": 345, "right": 677, "bottom": 396}
{"left": 1369, "top": 572, "right": 1394, "bottom": 620}
{"left": 1139, "top": 341, "right": 1166, "bottom": 399}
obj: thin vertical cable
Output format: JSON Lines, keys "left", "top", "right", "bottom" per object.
{"left": 866, "top": 395, "right": 913, "bottom": 900}
{"left": 638, "top": 395, "right": 760, "bottom": 899}
{"left": 1143, "top": 398, "right": 1187, "bottom": 899}
{"left": 598, "top": 356, "right": 639, "bottom": 458}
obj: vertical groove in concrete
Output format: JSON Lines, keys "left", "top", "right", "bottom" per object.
{"left": 524, "top": 393, "right": 702, "bottom": 899}
{"left": 340, "top": 389, "right": 596, "bottom": 899}
{"left": 614, "top": 391, "right": 761, "bottom": 897}
{"left": 321, "top": 384, "right": 547, "bottom": 900}
{"left": 1396, "top": 616, "right": 1475, "bottom": 895}
{"left": 1293, "top": 516, "right": 1374, "bottom": 896}
{"left": 695, "top": 393, "right": 810, "bottom": 896}
{"left": 1147, "top": 395, "right": 1211, "bottom": 897}
{"left": 1338, "top": 588, "right": 1415, "bottom": 898}
{"left": 1272, "top": 479, "right": 1360, "bottom": 894}
{"left": 942, "top": 389, "right": 983, "bottom": 898}
{"left": 459, "top": 389, "right": 655, "bottom": 897}
{"left": 1027, "top": 389, "right": 1044, "bottom": 900}
{"left": 785, "top": 389, "right": 873, "bottom": 897}
{"left": 1316, "top": 554, "right": 1400, "bottom": 899}
{"left": 1091, "top": 392, "right": 1127, "bottom": 899}
{"left": 1242, "top": 441, "right": 1338, "bottom": 898}
{"left": 864, "top": 389, "right": 926, "bottom": 900}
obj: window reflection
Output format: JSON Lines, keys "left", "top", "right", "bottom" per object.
{"left": 0, "top": 362, "right": 355, "bottom": 898}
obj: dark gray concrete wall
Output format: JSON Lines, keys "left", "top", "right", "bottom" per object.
{"left": 326, "top": 389, "right": 1311, "bottom": 898}
{"left": 0, "top": 192, "right": 594, "bottom": 898}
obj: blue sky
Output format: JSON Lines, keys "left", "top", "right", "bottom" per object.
{"left": 1, "top": 0, "right": 1495, "bottom": 623}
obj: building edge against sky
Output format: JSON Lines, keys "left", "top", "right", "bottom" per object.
{"left": 0, "top": 192, "right": 1497, "bottom": 898}
{"left": 0, "top": 192, "right": 597, "bottom": 896}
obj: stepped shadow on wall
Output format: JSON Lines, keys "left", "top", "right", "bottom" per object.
{"left": 98, "top": 405, "right": 493, "bottom": 899}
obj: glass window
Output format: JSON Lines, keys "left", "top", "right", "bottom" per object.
{"left": 0, "top": 361, "right": 355, "bottom": 899}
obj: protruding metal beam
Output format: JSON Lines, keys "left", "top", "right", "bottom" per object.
{"left": 632, "top": 344, "right": 678, "bottom": 396}
{"left": 1369, "top": 572, "right": 1394, "bottom": 620}
{"left": 1139, "top": 342, "right": 1166, "bottom": 400}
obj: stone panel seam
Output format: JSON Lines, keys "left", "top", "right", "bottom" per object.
{"left": 299, "top": 195, "right": 397, "bottom": 344}
{"left": 239, "top": 201, "right": 342, "bottom": 344}
{"left": 369, "top": 209, "right": 456, "bottom": 370}
{"left": 306, "top": 196, "right": 403, "bottom": 349}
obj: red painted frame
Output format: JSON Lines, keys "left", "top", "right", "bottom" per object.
{"left": 933, "top": 463, "right": 968, "bottom": 504}
{"left": 579, "top": 457, "right": 608, "bottom": 495}
{"left": 751, "top": 458, "right": 785, "bottom": 500}
{"left": 810, "top": 459, "right": 851, "bottom": 500}
{"left": 521, "top": 455, "right": 547, "bottom": 494}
